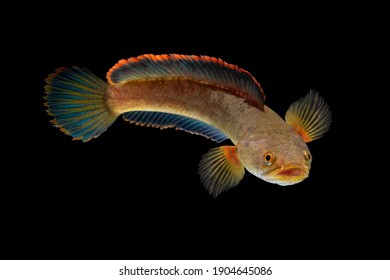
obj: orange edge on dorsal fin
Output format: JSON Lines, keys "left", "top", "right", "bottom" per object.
{"left": 105, "top": 54, "right": 265, "bottom": 110}
{"left": 106, "top": 54, "right": 259, "bottom": 84}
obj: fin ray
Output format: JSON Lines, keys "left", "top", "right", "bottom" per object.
{"left": 198, "top": 146, "right": 245, "bottom": 198}
{"left": 285, "top": 90, "right": 332, "bottom": 142}
{"left": 123, "top": 111, "right": 228, "bottom": 143}
{"left": 45, "top": 67, "right": 119, "bottom": 142}
{"left": 107, "top": 54, "right": 265, "bottom": 110}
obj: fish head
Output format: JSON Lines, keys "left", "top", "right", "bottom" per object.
{"left": 238, "top": 129, "right": 311, "bottom": 185}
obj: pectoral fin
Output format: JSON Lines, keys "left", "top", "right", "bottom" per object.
{"left": 285, "top": 90, "right": 332, "bottom": 142}
{"left": 198, "top": 146, "right": 245, "bottom": 198}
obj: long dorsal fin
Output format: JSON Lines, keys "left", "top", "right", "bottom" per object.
{"left": 123, "top": 111, "right": 228, "bottom": 143}
{"left": 107, "top": 54, "right": 265, "bottom": 110}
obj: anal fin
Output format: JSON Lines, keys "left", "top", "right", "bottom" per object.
{"left": 123, "top": 111, "right": 228, "bottom": 143}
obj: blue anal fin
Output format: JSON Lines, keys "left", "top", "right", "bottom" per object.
{"left": 123, "top": 111, "right": 228, "bottom": 143}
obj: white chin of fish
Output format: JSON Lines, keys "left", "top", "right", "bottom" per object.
{"left": 261, "top": 176, "right": 306, "bottom": 186}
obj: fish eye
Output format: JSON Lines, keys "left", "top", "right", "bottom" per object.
{"left": 304, "top": 151, "right": 311, "bottom": 162}
{"left": 263, "top": 152, "right": 275, "bottom": 166}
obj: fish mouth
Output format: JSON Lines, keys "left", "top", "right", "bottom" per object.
{"left": 263, "top": 164, "right": 309, "bottom": 185}
{"left": 278, "top": 168, "right": 305, "bottom": 176}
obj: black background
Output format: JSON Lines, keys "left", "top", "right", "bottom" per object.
{"left": 3, "top": 5, "right": 386, "bottom": 260}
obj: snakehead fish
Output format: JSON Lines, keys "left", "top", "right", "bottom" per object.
{"left": 45, "top": 54, "right": 331, "bottom": 197}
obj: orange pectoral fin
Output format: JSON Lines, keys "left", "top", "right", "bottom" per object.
{"left": 290, "top": 123, "right": 312, "bottom": 142}
{"left": 285, "top": 90, "right": 332, "bottom": 143}
{"left": 198, "top": 145, "right": 245, "bottom": 198}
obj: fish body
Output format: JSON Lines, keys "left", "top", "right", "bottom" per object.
{"left": 45, "top": 54, "right": 331, "bottom": 197}
{"left": 108, "top": 79, "right": 260, "bottom": 143}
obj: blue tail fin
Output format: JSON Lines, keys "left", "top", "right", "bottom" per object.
{"left": 44, "top": 67, "right": 118, "bottom": 142}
